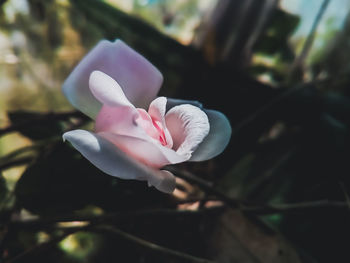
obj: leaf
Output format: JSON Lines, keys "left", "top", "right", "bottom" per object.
{"left": 253, "top": 8, "right": 300, "bottom": 61}
{"left": 206, "top": 209, "right": 302, "bottom": 263}
{"left": 7, "top": 111, "right": 63, "bottom": 140}
{"left": 14, "top": 142, "right": 170, "bottom": 215}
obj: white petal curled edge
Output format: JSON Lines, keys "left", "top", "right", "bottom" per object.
{"left": 165, "top": 104, "right": 210, "bottom": 156}
{"left": 62, "top": 39, "right": 163, "bottom": 119}
{"left": 190, "top": 109, "right": 232, "bottom": 162}
{"left": 62, "top": 130, "right": 176, "bottom": 193}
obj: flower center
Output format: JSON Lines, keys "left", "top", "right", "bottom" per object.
{"left": 135, "top": 108, "right": 168, "bottom": 146}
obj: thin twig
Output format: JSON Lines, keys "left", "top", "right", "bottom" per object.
{"left": 9, "top": 207, "right": 225, "bottom": 229}
{"left": 166, "top": 167, "right": 350, "bottom": 214}
{"left": 242, "top": 199, "right": 348, "bottom": 215}
{"left": 166, "top": 166, "right": 244, "bottom": 209}
{"left": 288, "top": 0, "right": 331, "bottom": 81}
{"left": 93, "top": 225, "right": 216, "bottom": 263}
{"left": 6, "top": 220, "right": 217, "bottom": 263}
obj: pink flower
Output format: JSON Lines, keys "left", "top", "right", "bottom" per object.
{"left": 62, "top": 39, "right": 231, "bottom": 193}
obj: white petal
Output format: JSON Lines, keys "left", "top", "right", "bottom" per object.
{"left": 62, "top": 130, "right": 176, "bottom": 193}
{"left": 165, "top": 104, "right": 209, "bottom": 157}
{"left": 89, "top": 71, "right": 133, "bottom": 107}
{"left": 62, "top": 39, "right": 163, "bottom": 119}
{"left": 190, "top": 109, "right": 232, "bottom": 161}
{"left": 148, "top": 96, "right": 167, "bottom": 121}
{"left": 98, "top": 132, "right": 188, "bottom": 168}
{"left": 147, "top": 170, "right": 176, "bottom": 194}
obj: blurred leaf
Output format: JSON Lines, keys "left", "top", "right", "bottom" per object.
{"left": 7, "top": 111, "right": 63, "bottom": 141}
{"left": 14, "top": 142, "right": 171, "bottom": 215}
{"left": 0, "top": 172, "right": 8, "bottom": 203}
{"left": 206, "top": 210, "right": 302, "bottom": 263}
{"left": 323, "top": 92, "right": 350, "bottom": 126}
{"left": 254, "top": 8, "right": 300, "bottom": 60}
{"left": 47, "top": 5, "right": 63, "bottom": 49}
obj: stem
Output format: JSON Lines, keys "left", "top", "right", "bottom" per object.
{"left": 288, "top": 0, "right": 331, "bottom": 81}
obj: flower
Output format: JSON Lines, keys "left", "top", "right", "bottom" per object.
{"left": 62, "top": 39, "right": 231, "bottom": 193}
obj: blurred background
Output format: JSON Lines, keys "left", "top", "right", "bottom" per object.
{"left": 1, "top": 0, "right": 350, "bottom": 262}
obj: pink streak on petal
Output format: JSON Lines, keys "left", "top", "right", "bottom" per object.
{"left": 135, "top": 108, "right": 160, "bottom": 141}
{"left": 148, "top": 97, "right": 173, "bottom": 148}
{"left": 135, "top": 106, "right": 170, "bottom": 147}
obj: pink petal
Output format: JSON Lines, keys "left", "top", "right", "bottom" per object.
{"left": 95, "top": 105, "right": 143, "bottom": 138}
{"left": 190, "top": 109, "right": 232, "bottom": 161}
{"left": 98, "top": 131, "right": 188, "bottom": 168}
{"left": 62, "top": 39, "right": 163, "bottom": 119}
{"left": 135, "top": 108, "right": 160, "bottom": 140}
{"left": 165, "top": 104, "right": 209, "bottom": 157}
{"left": 62, "top": 130, "right": 176, "bottom": 193}
{"left": 89, "top": 71, "right": 133, "bottom": 108}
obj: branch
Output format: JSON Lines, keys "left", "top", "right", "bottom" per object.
{"left": 165, "top": 166, "right": 244, "bottom": 209}
{"left": 243, "top": 199, "right": 349, "bottom": 215}
{"left": 9, "top": 207, "right": 225, "bottom": 229}
{"left": 0, "top": 156, "right": 34, "bottom": 171}
{"left": 92, "top": 225, "right": 216, "bottom": 263}
{"left": 166, "top": 167, "right": 350, "bottom": 214}
{"left": 5, "top": 221, "right": 216, "bottom": 263}
{"left": 0, "top": 111, "right": 88, "bottom": 137}
{"left": 4, "top": 200, "right": 347, "bottom": 262}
